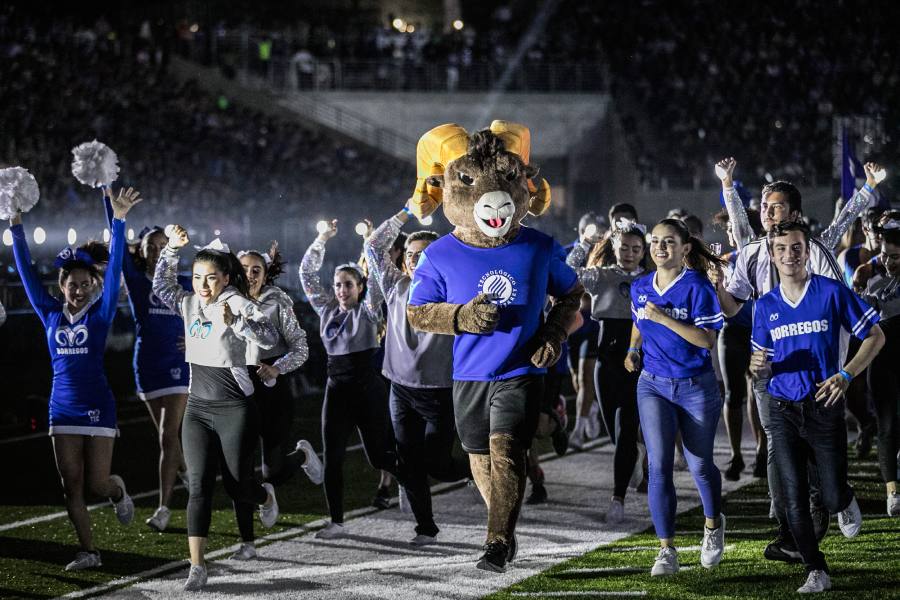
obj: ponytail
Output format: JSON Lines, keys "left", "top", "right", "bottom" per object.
{"left": 194, "top": 248, "right": 252, "bottom": 298}
{"left": 658, "top": 218, "right": 727, "bottom": 279}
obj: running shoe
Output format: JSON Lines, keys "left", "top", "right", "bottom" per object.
{"left": 568, "top": 421, "right": 588, "bottom": 451}
{"left": 146, "top": 505, "right": 171, "bottom": 532}
{"left": 605, "top": 497, "right": 625, "bottom": 524}
{"left": 295, "top": 439, "right": 324, "bottom": 485}
{"left": 410, "top": 533, "right": 437, "bottom": 547}
{"left": 763, "top": 535, "right": 802, "bottom": 563}
{"left": 183, "top": 564, "right": 208, "bottom": 591}
{"left": 700, "top": 514, "right": 726, "bottom": 568}
{"left": 109, "top": 475, "right": 134, "bottom": 525}
{"left": 723, "top": 457, "right": 744, "bottom": 482}
{"left": 259, "top": 482, "right": 279, "bottom": 528}
{"left": 797, "top": 569, "right": 831, "bottom": 593}
{"left": 650, "top": 546, "right": 679, "bottom": 576}
{"left": 315, "top": 522, "right": 347, "bottom": 539}
{"left": 229, "top": 542, "right": 257, "bottom": 561}
{"left": 525, "top": 483, "right": 547, "bottom": 505}
{"left": 837, "top": 497, "right": 862, "bottom": 538}
{"left": 888, "top": 492, "right": 900, "bottom": 517}
{"left": 476, "top": 539, "right": 510, "bottom": 573}
{"left": 372, "top": 485, "right": 391, "bottom": 509}
{"left": 65, "top": 551, "right": 101, "bottom": 571}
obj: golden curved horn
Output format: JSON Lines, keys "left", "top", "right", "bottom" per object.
{"left": 489, "top": 120, "right": 551, "bottom": 216}
{"left": 409, "top": 123, "right": 470, "bottom": 219}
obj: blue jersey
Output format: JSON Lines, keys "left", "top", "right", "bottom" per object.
{"left": 409, "top": 226, "right": 578, "bottom": 381}
{"left": 104, "top": 198, "right": 190, "bottom": 398}
{"left": 751, "top": 274, "right": 879, "bottom": 402}
{"left": 631, "top": 268, "right": 723, "bottom": 378}
{"left": 841, "top": 244, "right": 864, "bottom": 288}
{"left": 11, "top": 218, "right": 126, "bottom": 436}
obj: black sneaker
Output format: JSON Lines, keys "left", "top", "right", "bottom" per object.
{"left": 811, "top": 503, "right": 830, "bottom": 542}
{"left": 525, "top": 483, "right": 547, "bottom": 505}
{"left": 724, "top": 457, "right": 745, "bottom": 482}
{"left": 549, "top": 412, "right": 569, "bottom": 457}
{"left": 763, "top": 536, "right": 803, "bottom": 564}
{"left": 507, "top": 533, "right": 517, "bottom": 563}
{"left": 476, "top": 540, "right": 509, "bottom": 573}
{"left": 372, "top": 485, "right": 391, "bottom": 510}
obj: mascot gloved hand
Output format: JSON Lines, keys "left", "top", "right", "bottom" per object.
{"left": 455, "top": 293, "right": 500, "bottom": 334}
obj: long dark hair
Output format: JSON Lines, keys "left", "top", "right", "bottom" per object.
{"left": 133, "top": 227, "right": 165, "bottom": 273}
{"left": 656, "top": 218, "right": 727, "bottom": 277}
{"left": 194, "top": 249, "right": 251, "bottom": 298}
{"left": 242, "top": 242, "right": 286, "bottom": 286}
{"left": 335, "top": 264, "right": 368, "bottom": 302}
{"left": 587, "top": 225, "right": 646, "bottom": 268}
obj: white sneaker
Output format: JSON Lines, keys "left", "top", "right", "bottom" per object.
{"left": 109, "top": 475, "right": 134, "bottom": 525}
{"left": 229, "top": 542, "right": 257, "bottom": 561}
{"left": 651, "top": 546, "right": 679, "bottom": 576}
{"left": 65, "top": 551, "right": 101, "bottom": 571}
{"left": 887, "top": 492, "right": 900, "bottom": 517}
{"left": 399, "top": 485, "right": 412, "bottom": 514}
{"left": 296, "top": 439, "right": 324, "bottom": 485}
{"left": 410, "top": 533, "right": 437, "bottom": 546}
{"left": 183, "top": 564, "right": 208, "bottom": 591}
{"left": 797, "top": 569, "right": 832, "bottom": 593}
{"left": 605, "top": 497, "right": 625, "bottom": 524}
{"left": 259, "top": 482, "right": 279, "bottom": 528}
{"left": 146, "top": 506, "right": 171, "bottom": 532}
{"left": 586, "top": 402, "right": 601, "bottom": 439}
{"left": 568, "top": 421, "right": 588, "bottom": 451}
{"left": 700, "top": 514, "right": 726, "bottom": 568}
{"left": 315, "top": 522, "right": 347, "bottom": 539}
{"left": 837, "top": 497, "right": 861, "bottom": 538}
{"left": 629, "top": 444, "right": 646, "bottom": 489}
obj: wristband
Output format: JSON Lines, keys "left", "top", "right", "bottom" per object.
{"left": 401, "top": 206, "right": 412, "bottom": 216}
{"left": 838, "top": 369, "right": 853, "bottom": 382}
{"left": 863, "top": 183, "right": 874, "bottom": 194}
{"left": 627, "top": 347, "right": 641, "bottom": 354}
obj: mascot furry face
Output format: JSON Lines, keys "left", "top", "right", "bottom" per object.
{"left": 409, "top": 121, "right": 551, "bottom": 248}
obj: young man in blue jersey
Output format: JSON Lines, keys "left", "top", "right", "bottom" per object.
{"left": 750, "top": 221, "right": 884, "bottom": 593}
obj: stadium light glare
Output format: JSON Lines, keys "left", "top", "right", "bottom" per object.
{"left": 355, "top": 222, "right": 368, "bottom": 236}
{"left": 453, "top": 20, "right": 464, "bottom": 30}
{"left": 33, "top": 227, "right": 46, "bottom": 245}
{"left": 407, "top": 25, "right": 415, "bottom": 33}
{"left": 67, "top": 228, "right": 77, "bottom": 245}
{"left": 2, "top": 230, "right": 12, "bottom": 246}
{"left": 392, "top": 18, "right": 405, "bottom": 31}
{"left": 214, "top": 229, "right": 221, "bottom": 236}
{"left": 316, "top": 220, "right": 329, "bottom": 234}
{"left": 103, "top": 228, "right": 110, "bottom": 243}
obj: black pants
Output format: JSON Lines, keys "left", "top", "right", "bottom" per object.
{"left": 869, "top": 317, "right": 900, "bottom": 484}
{"left": 183, "top": 394, "right": 267, "bottom": 538}
{"left": 768, "top": 396, "right": 854, "bottom": 574}
{"left": 719, "top": 323, "right": 750, "bottom": 408}
{"left": 593, "top": 319, "right": 640, "bottom": 499}
{"left": 390, "top": 383, "right": 471, "bottom": 537}
{"left": 323, "top": 365, "right": 396, "bottom": 524}
{"left": 845, "top": 336, "right": 876, "bottom": 435}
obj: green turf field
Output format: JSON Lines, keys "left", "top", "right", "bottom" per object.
{"left": 490, "top": 455, "right": 898, "bottom": 600}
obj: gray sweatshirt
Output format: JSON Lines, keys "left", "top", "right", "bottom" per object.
{"left": 364, "top": 216, "right": 454, "bottom": 388}
{"left": 566, "top": 241, "right": 644, "bottom": 321}
{"left": 300, "top": 238, "right": 381, "bottom": 356}
{"left": 254, "top": 285, "right": 310, "bottom": 373}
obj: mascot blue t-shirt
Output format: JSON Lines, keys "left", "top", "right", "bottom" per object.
{"left": 409, "top": 226, "right": 578, "bottom": 381}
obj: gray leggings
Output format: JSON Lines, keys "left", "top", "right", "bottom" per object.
{"left": 183, "top": 394, "right": 267, "bottom": 537}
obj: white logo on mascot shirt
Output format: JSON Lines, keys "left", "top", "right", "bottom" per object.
{"left": 54, "top": 324, "right": 89, "bottom": 355}
{"left": 478, "top": 270, "right": 517, "bottom": 306}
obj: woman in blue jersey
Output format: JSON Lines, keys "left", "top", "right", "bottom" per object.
{"left": 154, "top": 226, "right": 280, "bottom": 591}
{"left": 567, "top": 219, "right": 647, "bottom": 523}
{"left": 301, "top": 219, "right": 397, "bottom": 540}
{"left": 625, "top": 218, "right": 727, "bottom": 576}
{"left": 229, "top": 244, "right": 322, "bottom": 560}
{"left": 8, "top": 187, "right": 141, "bottom": 572}
{"left": 101, "top": 190, "right": 190, "bottom": 532}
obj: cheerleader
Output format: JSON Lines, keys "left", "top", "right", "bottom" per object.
{"left": 153, "top": 226, "right": 280, "bottom": 591}
{"left": 300, "top": 219, "right": 398, "bottom": 539}
{"left": 229, "top": 244, "right": 322, "bottom": 560}
{"left": 8, "top": 188, "right": 141, "bottom": 571}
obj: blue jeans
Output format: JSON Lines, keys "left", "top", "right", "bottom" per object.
{"left": 637, "top": 370, "right": 722, "bottom": 540}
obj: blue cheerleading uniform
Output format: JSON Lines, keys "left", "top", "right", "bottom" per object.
{"left": 11, "top": 218, "right": 126, "bottom": 437}
{"left": 103, "top": 197, "right": 189, "bottom": 400}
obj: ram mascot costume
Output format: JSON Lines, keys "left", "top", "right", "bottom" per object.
{"left": 406, "top": 121, "right": 583, "bottom": 572}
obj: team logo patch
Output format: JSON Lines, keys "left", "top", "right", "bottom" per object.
{"left": 189, "top": 318, "right": 213, "bottom": 339}
{"left": 638, "top": 294, "right": 648, "bottom": 303}
{"left": 478, "top": 270, "right": 517, "bottom": 306}
{"left": 770, "top": 312, "right": 780, "bottom": 321}
{"left": 54, "top": 324, "right": 89, "bottom": 355}
{"left": 170, "top": 368, "right": 182, "bottom": 380}
{"left": 87, "top": 409, "right": 100, "bottom": 423}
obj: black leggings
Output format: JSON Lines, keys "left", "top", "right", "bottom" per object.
{"left": 719, "top": 323, "right": 750, "bottom": 408}
{"left": 593, "top": 319, "right": 640, "bottom": 499}
{"left": 183, "top": 394, "right": 267, "bottom": 538}
{"left": 869, "top": 317, "right": 900, "bottom": 484}
{"left": 323, "top": 355, "right": 396, "bottom": 524}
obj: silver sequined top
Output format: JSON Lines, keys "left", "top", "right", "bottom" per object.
{"left": 254, "top": 285, "right": 310, "bottom": 373}
{"left": 300, "top": 238, "right": 382, "bottom": 356}
{"left": 365, "top": 216, "right": 454, "bottom": 388}
{"left": 566, "top": 241, "right": 644, "bottom": 321}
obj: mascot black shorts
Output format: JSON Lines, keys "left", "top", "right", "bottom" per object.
{"left": 452, "top": 375, "right": 543, "bottom": 454}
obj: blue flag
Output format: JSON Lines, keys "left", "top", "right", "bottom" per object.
{"left": 841, "top": 127, "right": 864, "bottom": 202}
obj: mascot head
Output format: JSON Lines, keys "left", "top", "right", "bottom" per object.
{"left": 409, "top": 121, "right": 551, "bottom": 248}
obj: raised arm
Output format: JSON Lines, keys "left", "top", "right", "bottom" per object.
{"left": 364, "top": 211, "right": 408, "bottom": 300}
{"left": 299, "top": 220, "right": 336, "bottom": 316}
{"left": 102, "top": 188, "right": 140, "bottom": 280}
{"left": 152, "top": 224, "right": 192, "bottom": 314}
{"left": 8, "top": 213, "right": 59, "bottom": 324}
{"left": 819, "top": 162, "right": 883, "bottom": 251}
{"left": 99, "top": 187, "right": 141, "bottom": 322}
{"left": 715, "top": 157, "right": 754, "bottom": 249}
{"left": 362, "top": 262, "right": 385, "bottom": 324}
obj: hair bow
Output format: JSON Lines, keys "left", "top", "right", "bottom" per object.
{"left": 54, "top": 247, "right": 95, "bottom": 269}
{"left": 138, "top": 225, "right": 163, "bottom": 240}
{"left": 335, "top": 262, "right": 365, "bottom": 278}
{"left": 613, "top": 217, "right": 647, "bottom": 236}
{"left": 194, "top": 238, "right": 231, "bottom": 253}
{"left": 237, "top": 249, "right": 272, "bottom": 266}
{"left": 877, "top": 218, "right": 900, "bottom": 232}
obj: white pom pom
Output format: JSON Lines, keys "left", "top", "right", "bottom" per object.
{"left": 873, "top": 168, "right": 887, "bottom": 184}
{"left": 0, "top": 167, "right": 41, "bottom": 220}
{"left": 714, "top": 164, "right": 728, "bottom": 181}
{"left": 71, "top": 140, "right": 120, "bottom": 188}
{"left": 164, "top": 224, "right": 176, "bottom": 238}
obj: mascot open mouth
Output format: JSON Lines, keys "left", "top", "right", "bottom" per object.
{"left": 474, "top": 191, "right": 515, "bottom": 238}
